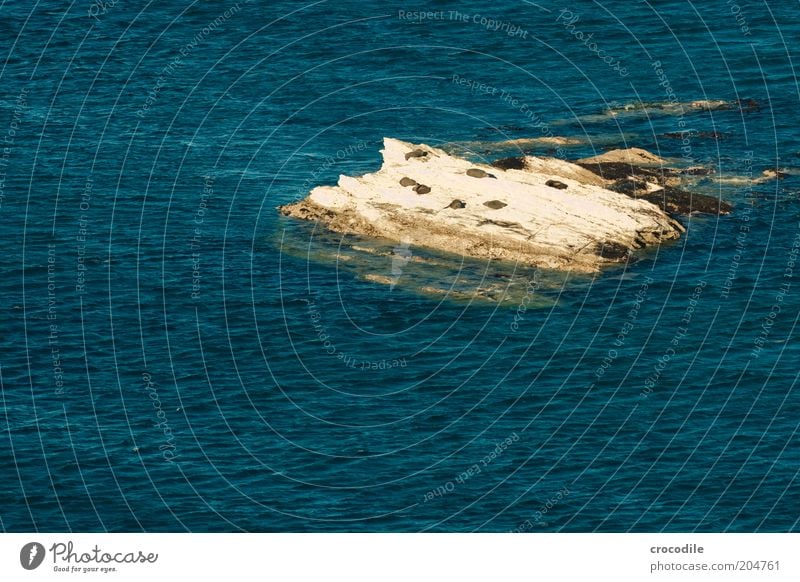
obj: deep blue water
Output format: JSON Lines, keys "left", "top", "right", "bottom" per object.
{"left": 1, "top": 0, "right": 799, "bottom": 532}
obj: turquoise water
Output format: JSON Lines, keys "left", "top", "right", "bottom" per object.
{"left": 0, "top": 0, "right": 798, "bottom": 532}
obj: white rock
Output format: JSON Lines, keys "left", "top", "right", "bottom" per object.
{"left": 279, "top": 138, "right": 684, "bottom": 273}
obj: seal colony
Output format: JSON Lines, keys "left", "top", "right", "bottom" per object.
{"left": 279, "top": 138, "right": 727, "bottom": 273}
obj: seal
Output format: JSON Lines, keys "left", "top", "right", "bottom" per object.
{"left": 491, "top": 156, "right": 526, "bottom": 170}
{"left": 546, "top": 180, "right": 568, "bottom": 190}
{"left": 445, "top": 199, "right": 466, "bottom": 209}
{"left": 413, "top": 184, "right": 431, "bottom": 194}
{"left": 466, "top": 168, "right": 497, "bottom": 179}
{"left": 483, "top": 200, "right": 507, "bottom": 209}
{"left": 399, "top": 177, "right": 418, "bottom": 187}
{"left": 405, "top": 149, "right": 429, "bottom": 161}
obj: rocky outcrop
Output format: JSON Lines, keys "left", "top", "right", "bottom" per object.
{"left": 279, "top": 139, "right": 688, "bottom": 273}
{"left": 577, "top": 147, "right": 669, "bottom": 166}
{"left": 575, "top": 149, "right": 733, "bottom": 215}
{"left": 604, "top": 98, "right": 760, "bottom": 116}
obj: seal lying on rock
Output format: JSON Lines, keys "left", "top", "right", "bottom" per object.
{"left": 491, "top": 157, "right": 527, "bottom": 171}
{"left": 466, "top": 168, "right": 497, "bottom": 179}
{"left": 279, "top": 138, "right": 688, "bottom": 274}
{"left": 399, "top": 177, "right": 418, "bottom": 187}
{"left": 414, "top": 184, "right": 431, "bottom": 194}
{"left": 546, "top": 180, "right": 568, "bottom": 190}
{"left": 483, "top": 200, "right": 508, "bottom": 209}
{"left": 405, "top": 149, "right": 428, "bottom": 160}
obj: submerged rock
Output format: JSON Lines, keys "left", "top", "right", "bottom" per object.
{"left": 279, "top": 138, "right": 687, "bottom": 273}
{"left": 604, "top": 98, "right": 760, "bottom": 116}
{"left": 663, "top": 130, "right": 727, "bottom": 141}
{"left": 762, "top": 168, "right": 787, "bottom": 180}
{"left": 680, "top": 166, "right": 715, "bottom": 176}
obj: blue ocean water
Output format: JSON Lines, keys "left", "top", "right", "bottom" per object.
{"left": 0, "top": 0, "right": 798, "bottom": 532}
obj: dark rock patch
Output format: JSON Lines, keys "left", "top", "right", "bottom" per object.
{"left": 596, "top": 242, "right": 631, "bottom": 261}
{"left": 608, "top": 178, "right": 651, "bottom": 195}
{"left": 735, "top": 98, "right": 760, "bottom": 112}
{"left": 413, "top": 184, "right": 431, "bottom": 194}
{"left": 580, "top": 161, "right": 691, "bottom": 186}
{"left": 629, "top": 187, "right": 733, "bottom": 215}
{"left": 399, "top": 177, "right": 418, "bottom": 187}
{"left": 577, "top": 162, "right": 664, "bottom": 183}
{"left": 680, "top": 166, "right": 715, "bottom": 176}
{"left": 578, "top": 162, "right": 731, "bottom": 215}
{"left": 483, "top": 200, "right": 508, "bottom": 209}
{"left": 546, "top": 180, "right": 568, "bottom": 190}
{"left": 663, "top": 131, "right": 726, "bottom": 141}
{"left": 491, "top": 156, "right": 526, "bottom": 171}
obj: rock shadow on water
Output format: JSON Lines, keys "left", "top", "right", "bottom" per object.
{"left": 275, "top": 218, "right": 561, "bottom": 307}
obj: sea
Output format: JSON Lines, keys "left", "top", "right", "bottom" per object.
{"left": 0, "top": 0, "right": 798, "bottom": 532}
